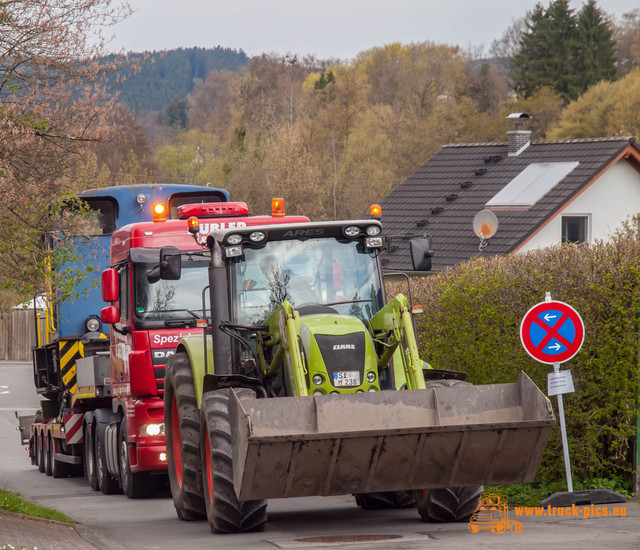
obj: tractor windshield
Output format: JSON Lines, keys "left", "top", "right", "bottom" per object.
{"left": 134, "top": 260, "right": 209, "bottom": 322}
{"left": 232, "top": 237, "right": 383, "bottom": 325}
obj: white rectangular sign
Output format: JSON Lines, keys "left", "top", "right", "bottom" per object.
{"left": 548, "top": 370, "right": 575, "bottom": 396}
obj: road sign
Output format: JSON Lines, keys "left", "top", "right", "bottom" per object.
{"left": 547, "top": 370, "right": 575, "bottom": 396}
{"left": 520, "top": 300, "right": 584, "bottom": 364}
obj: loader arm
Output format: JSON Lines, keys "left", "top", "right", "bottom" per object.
{"left": 368, "top": 293, "right": 426, "bottom": 390}
{"left": 258, "top": 300, "right": 308, "bottom": 396}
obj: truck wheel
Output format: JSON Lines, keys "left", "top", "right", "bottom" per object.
{"left": 37, "top": 431, "right": 45, "bottom": 473}
{"left": 119, "top": 417, "right": 156, "bottom": 498}
{"left": 200, "top": 389, "right": 267, "bottom": 533}
{"left": 51, "top": 436, "right": 69, "bottom": 478}
{"left": 354, "top": 491, "right": 417, "bottom": 509}
{"left": 95, "top": 426, "right": 120, "bottom": 495}
{"left": 84, "top": 422, "right": 99, "bottom": 491}
{"left": 165, "top": 352, "right": 205, "bottom": 520}
{"left": 417, "top": 486, "right": 483, "bottom": 523}
{"left": 44, "top": 434, "right": 53, "bottom": 476}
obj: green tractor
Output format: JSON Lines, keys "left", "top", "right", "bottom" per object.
{"left": 161, "top": 215, "right": 554, "bottom": 533}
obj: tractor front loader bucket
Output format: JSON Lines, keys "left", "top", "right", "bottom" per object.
{"left": 228, "top": 371, "right": 555, "bottom": 501}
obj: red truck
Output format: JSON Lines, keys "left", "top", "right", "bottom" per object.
{"left": 21, "top": 190, "right": 307, "bottom": 498}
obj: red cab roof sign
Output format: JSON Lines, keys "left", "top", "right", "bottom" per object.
{"left": 520, "top": 300, "right": 585, "bottom": 364}
{"left": 177, "top": 202, "right": 249, "bottom": 219}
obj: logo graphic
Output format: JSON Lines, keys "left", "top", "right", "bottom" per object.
{"left": 468, "top": 489, "right": 522, "bottom": 534}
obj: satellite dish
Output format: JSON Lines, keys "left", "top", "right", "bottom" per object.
{"left": 473, "top": 210, "right": 499, "bottom": 239}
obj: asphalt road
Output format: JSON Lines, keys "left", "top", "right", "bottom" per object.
{"left": 2, "top": 360, "right": 640, "bottom": 550}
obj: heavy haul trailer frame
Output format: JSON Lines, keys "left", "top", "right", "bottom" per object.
{"left": 161, "top": 202, "right": 556, "bottom": 533}
{"left": 25, "top": 183, "right": 233, "bottom": 495}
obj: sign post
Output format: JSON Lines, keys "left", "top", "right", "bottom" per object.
{"left": 520, "top": 292, "right": 584, "bottom": 493}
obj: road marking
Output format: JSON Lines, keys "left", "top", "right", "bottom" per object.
{"left": 0, "top": 386, "right": 9, "bottom": 395}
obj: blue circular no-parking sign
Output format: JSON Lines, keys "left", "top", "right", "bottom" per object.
{"left": 520, "top": 301, "right": 585, "bottom": 364}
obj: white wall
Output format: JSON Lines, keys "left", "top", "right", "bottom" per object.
{"left": 517, "top": 159, "right": 640, "bottom": 253}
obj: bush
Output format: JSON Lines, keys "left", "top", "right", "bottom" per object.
{"left": 394, "top": 219, "right": 640, "bottom": 483}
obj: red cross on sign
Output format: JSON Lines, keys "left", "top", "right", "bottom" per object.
{"left": 520, "top": 300, "right": 585, "bottom": 364}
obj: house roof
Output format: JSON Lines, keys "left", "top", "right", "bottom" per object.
{"left": 380, "top": 137, "right": 640, "bottom": 271}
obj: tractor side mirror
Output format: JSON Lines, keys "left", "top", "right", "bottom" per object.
{"left": 101, "top": 305, "right": 120, "bottom": 324}
{"left": 101, "top": 268, "right": 119, "bottom": 302}
{"left": 410, "top": 238, "right": 433, "bottom": 272}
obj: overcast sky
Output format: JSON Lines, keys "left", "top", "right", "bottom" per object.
{"left": 107, "top": 0, "right": 639, "bottom": 61}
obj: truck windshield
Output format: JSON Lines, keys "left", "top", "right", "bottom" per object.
{"left": 134, "top": 261, "right": 209, "bottom": 320}
{"left": 232, "top": 238, "right": 383, "bottom": 325}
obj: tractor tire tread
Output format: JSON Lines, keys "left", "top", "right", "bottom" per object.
{"left": 202, "top": 389, "right": 267, "bottom": 534}
{"left": 165, "top": 352, "right": 206, "bottom": 521}
{"left": 418, "top": 486, "right": 484, "bottom": 523}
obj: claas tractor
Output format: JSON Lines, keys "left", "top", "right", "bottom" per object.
{"left": 156, "top": 206, "right": 555, "bottom": 533}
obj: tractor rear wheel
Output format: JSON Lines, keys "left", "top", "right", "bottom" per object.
{"left": 354, "top": 491, "right": 417, "bottom": 509}
{"left": 417, "top": 486, "right": 483, "bottom": 523}
{"left": 200, "top": 389, "right": 267, "bottom": 533}
{"left": 165, "top": 352, "right": 205, "bottom": 520}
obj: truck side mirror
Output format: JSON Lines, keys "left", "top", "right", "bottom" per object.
{"left": 101, "top": 305, "right": 120, "bottom": 324}
{"left": 410, "top": 238, "right": 433, "bottom": 272}
{"left": 102, "top": 268, "right": 119, "bottom": 302}
{"left": 160, "top": 247, "right": 181, "bottom": 280}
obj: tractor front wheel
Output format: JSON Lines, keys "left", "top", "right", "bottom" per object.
{"left": 200, "top": 389, "right": 267, "bottom": 533}
{"left": 417, "top": 486, "right": 483, "bottom": 523}
{"left": 165, "top": 352, "right": 205, "bottom": 520}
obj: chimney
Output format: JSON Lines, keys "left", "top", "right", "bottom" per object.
{"left": 506, "top": 113, "right": 531, "bottom": 157}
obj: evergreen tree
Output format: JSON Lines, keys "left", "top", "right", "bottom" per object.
{"left": 511, "top": 0, "right": 616, "bottom": 102}
{"left": 575, "top": 0, "right": 616, "bottom": 90}
{"left": 511, "top": 1, "right": 580, "bottom": 102}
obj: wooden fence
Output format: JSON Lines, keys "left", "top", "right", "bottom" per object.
{"left": 0, "top": 310, "right": 44, "bottom": 361}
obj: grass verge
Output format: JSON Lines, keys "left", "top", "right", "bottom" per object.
{"left": 0, "top": 489, "right": 74, "bottom": 523}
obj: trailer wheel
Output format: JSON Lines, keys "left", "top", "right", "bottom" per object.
{"left": 44, "top": 434, "right": 53, "bottom": 476}
{"left": 201, "top": 389, "right": 267, "bottom": 533}
{"left": 417, "top": 486, "right": 483, "bottom": 523}
{"left": 354, "top": 491, "right": 417, "bottom": 509}
{"left": 36, "top": 431, "right": 45, "bottom": 473}
{"left": 119, "top": 417, "right": 156, "bottom": 498}
{"left": 95, "top": 426, "right": 120, "bottom": 495}
{"left": 165, "top": 352, "right": 205, "bottom": 520}
{"left": 84, "top": 422, "right": 99, "bottom": 491}
{"left": 51, "top": 436, "right": 69, "bottom": 478}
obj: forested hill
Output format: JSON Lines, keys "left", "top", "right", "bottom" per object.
{"left": 105, "top": 46, "right": 249, "bottom": 111}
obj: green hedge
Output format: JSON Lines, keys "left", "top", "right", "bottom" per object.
{"left": 394, "top": 221, "right": 640, "bottom": 482}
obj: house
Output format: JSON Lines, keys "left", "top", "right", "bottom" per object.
{"left": 380, "top": 123, "right": 640, "bottom": 271}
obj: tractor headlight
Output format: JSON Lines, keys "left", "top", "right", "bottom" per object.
{"left": 224, "top": 246, "right": 243, "bottom": 258}
{"left": 85, "top": 317, "right": 101, "bottom": 333}
{"left": 366, "top": 225, "right": 381, "bottom": 236}
{"left": 140, "top": 423, "right": 164, "bottom": 437}
{"left": 366, "top": 372, "right": 376, "bottom": 383}
{"left": 227, "top": 234, "right": 243, "bottom": 245}
{"left": 249, "top": 231, "right": 266, "bottom": 243}
{"left": 344, "top": 226, "right": 360, "bottom": 237}
{"left": 312, "top": 374, "right": 323, "bottom": 386}
{"left": 365, "top": 237, "right": 383, "bottom": 248}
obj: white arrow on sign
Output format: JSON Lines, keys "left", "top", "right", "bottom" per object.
{"left": 547, "top": 343, "right": 562, "bottom": 351}
{"left": 544, "top": 313, "right": 557, "bottom": 322}
{"left": 0, "top": 386, "right": 9, "bottom": 395}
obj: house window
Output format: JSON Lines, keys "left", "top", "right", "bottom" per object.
{"left": 562, "top": 216, "right": 588, "bottom": 244}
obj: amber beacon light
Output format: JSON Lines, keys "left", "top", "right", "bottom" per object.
{"left": 272, "top": 198, "right": 285, "bottom": 217}
{"left": 152, "top": 203, "right": 167, "bottom": 222}
{"left": 369, "top": 204, "right": 382, "bottom": 219}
